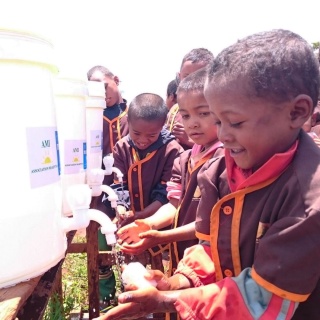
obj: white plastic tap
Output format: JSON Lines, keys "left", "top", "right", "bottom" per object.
{"left": 88, "top": 209, "right": 117, "bottom": 245}
{"left": 103, "top": 154, "right": 115, "bottom": 175}
{"left": 61, "top": 184, "right": 117, "bottom": 245}
{"left": 87, "top": 155, "right": 124, "bottom": 196}
{"left": 103, "top": 155, "right": 124, "bottom": 183}
{"left": 100, "top": 185, "right": 118, "bottom": 208}
{"left": 86, "top": 168, "right": 106, "bottom": 196}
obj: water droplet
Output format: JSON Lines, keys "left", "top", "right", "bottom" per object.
{"left": 111, "top": 243, "right": 125, "bottom": 294}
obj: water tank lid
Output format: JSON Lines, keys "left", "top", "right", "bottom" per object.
{"left": 0, "top": 28, "right": 57, "bottom": 73}
{"left": 54, "top": 77, "right": 88, "bottom": 97}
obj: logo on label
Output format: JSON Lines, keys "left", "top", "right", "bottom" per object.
{"left": 26, "top": 127, "right": 60, "bottom": 188}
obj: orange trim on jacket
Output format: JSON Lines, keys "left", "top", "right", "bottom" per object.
{"left": 170, "top": 152, "right": 215, "bottom": 267}
{"left": 128, "top": 149, "right": 157, "bottom": 212}
{"left": 252, "top": 267, "right": 309, "bottom": 302}
{"left": 103, "top": 105, "right": 128, "bottom": 152}
{"left": 169, "top": 143, "right": 223, "bottom": 274}
{"left": 208, "top": 177, "right": 279, "bottom": 281}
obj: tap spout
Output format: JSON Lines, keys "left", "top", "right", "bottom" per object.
{"left": 100, "top": 184, "right": 118, "bottom": 208}
{"left": 61, "top": 184, "right": 117, "bottom": 245}
{"left": 62, "top": 208, "right": 90, "bottom": 233}
{"left": 88, "top": 209, "right": 117, "bottom": 245}
{"left": 112, "top": 167, "right": 124, "bottom": 183}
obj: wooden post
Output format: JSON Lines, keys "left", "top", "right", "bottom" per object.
{"left": 86, "top": 220, "right": 100, "bottom": 319}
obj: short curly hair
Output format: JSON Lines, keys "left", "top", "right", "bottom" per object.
{"left": 206, "top": 29, "right": 320, "bottom": 107}
{"left": 177, "top": 66, "right": 208, "bottom": 95}
{"left": 180, "top": 48, "right": 214, "bottom": 70}
{"left": 128, "top": 93, "right": 168, "bottom": 125}
{"left": 87, "top": 65, "right": 114, "bottom": 80}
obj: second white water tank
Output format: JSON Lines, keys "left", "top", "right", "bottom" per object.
{"left": 86, "top": 81, "right": 106, "bottom": 173}
{"left": 54, "top": 77, "right": 87, "bottom": 216}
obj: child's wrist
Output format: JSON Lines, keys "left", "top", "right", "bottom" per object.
{"left": 169, "top": 274, "right": 192, "bottom": 290}
{"left": 144, "top": 220, "right": 155, "bottom": 230}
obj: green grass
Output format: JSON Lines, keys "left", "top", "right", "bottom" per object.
{"left": 43, "top": 234, "right": 141, "bottom": 319}
{"left": 44, "top": 234, "right": 88, "bottom": 320}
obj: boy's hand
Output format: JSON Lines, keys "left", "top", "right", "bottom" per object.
{"left": 116, "top": 205, "right": 132, "bottom": 219}
{"left": 115, "top": 205, "right": 126, "bottom": 221}
{"left": 146, "top": 269, "right": 172, "bottom": 291}
{"left": 92, "top": 287, "right": 168, "bottom": 320}
{"left": 117, "top": 219, "right": 151, "bottom": 244}
{"left": 119, "top": 235, "right": 157, "bottom": 255}
{"left": 144, "top": 268, "right": 192, "bottom": 291}
{"left": 92, "top": 272, "right": 180, "bottom": 319}
{"left": 117, "top": 210, "right": 148, "bottom": 228}
{"left": 116, "top": 206, "right": 134, "bottom": 227}
{"left": 93, "top": 269, "right": 174, "bottom": 319}
{"left": 172, "top": 122, "right": 194, "bottom": 147}
{"left": 117, "top": 214, "right": 134, "bottom": 228}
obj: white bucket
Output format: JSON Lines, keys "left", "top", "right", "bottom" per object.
{"left": 86, "top": 81, "right": 105, "bottom": 173}
{"left": 54, "top": 77, "right": 87, "bottom": 216}
{"left": 0, "top": 29, "right": 66, "bottom": 288}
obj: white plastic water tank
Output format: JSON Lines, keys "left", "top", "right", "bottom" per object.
{"left": 0, "top": 29, "right": 66, "bottom": 288}
{"left": 86, "top": 81, "right": 106, "bottom": 173}
{"left": 54, "top": 77, "right": 88, "bottom": 216}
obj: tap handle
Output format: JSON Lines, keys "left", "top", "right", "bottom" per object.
{"left": 103, "top": 154, "right": 114, "bottom": 175}
{"left": 66, "top": 184, "right": 91, "bottom": 210}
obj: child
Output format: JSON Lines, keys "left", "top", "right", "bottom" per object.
{"left": 117, "top": 68, "right": 223, "bottom": 276}
{"left": 95, "top": 29, "right": 320, "bottom": 320}
{"left": 166, "top": 48, "right": 214, "bottom": 149}
{"left": 311, "top": 98, "right": 320, "bottom": 133}
{"left": 165, "top": 79, "right": 178, "bottom": 110}
{"left": 87, "top": 65, "right": 129, "bottom": 212}
{"left": 111, "top": 93, "right": 183, "bottom": 228}
{"left": 87, "top": 65, "right": 129, "bottom": 159}
{"left": 308, "top": 101, "right": 320, "bottom": 142}
{"left": 87, "top": 65, "right": 129, "bottom": 310}
{"left": 302, "top": 111, "right": 320, "bottom": 146}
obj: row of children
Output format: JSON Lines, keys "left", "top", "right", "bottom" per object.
{"left": 87, "top": 48, "right": 215, "bottom": 309}
{"left": 92, "top": 28, "right": 320, "bottom": 320}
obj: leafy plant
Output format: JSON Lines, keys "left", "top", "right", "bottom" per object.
{"left": 43, "top": 293, "right": 66, "bottom": 320}
{"left": 44, "top": 234, "right": 88, "bottom": 319}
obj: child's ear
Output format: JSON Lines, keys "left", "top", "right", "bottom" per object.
{"left": 114, "top": 76, "right": 120, "bottom": 86}
{"left": 169, "top": 93, "right": 176, "bottom": 103}
{"left": 290, "top": 94, "right": 313, "bottom": 129}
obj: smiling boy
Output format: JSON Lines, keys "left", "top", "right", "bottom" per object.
{"left": 112, "top": 93, "right": 183, "bottom": 227}
{"left": 95, "top": 29, "right": 320, "bottom": 320}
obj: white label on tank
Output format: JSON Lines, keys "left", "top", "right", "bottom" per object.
{"left": 90, "top": 130, "right": 103, "bottom": 153}
{"left": 64, "top": 140, "right": 86, "bottom": 174}
{"left": 26, "top": 127, "right": 60, "bottom": 188}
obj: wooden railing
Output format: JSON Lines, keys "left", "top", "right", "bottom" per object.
{"left": 2, "top": 222, "right": 165, "bottom": 320}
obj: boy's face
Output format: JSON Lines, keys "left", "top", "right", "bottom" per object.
{"left": 166, "top": 94, "right": 177, "bottom": 110}
{"left": 128, "top": 118, "right": 163, "bottom": 150}
{"left": 178, "top": 61, "right": 208, "bottom": 83}
{"left": 204, "top": 81, "right": 297, "bottom": 171}
{"left": 89, "top": 71, "right": 120, "bottom": 107}
{"left": 178, "top": 91, "right": 218, "bottom": 149}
